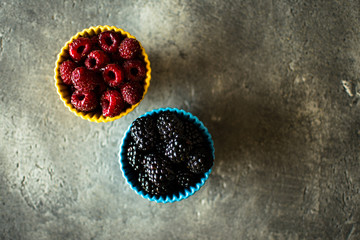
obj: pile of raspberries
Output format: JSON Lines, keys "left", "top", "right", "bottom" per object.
{"left": 124, "top": 111, "right": 214, "bottom": 197}
{"left": 59, "top": 31, "right": 147, "bottom": 117}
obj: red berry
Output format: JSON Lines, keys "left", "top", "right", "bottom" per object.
{"left": 98, "top": 31, "right": 121, "bottom": 53}
{"left": 85, "top": 50, "right": 110, "bottom": 71}
{"left": 121, "top": 82, "right": 143, "bottom": 105}
{"left": 70, "top": 85, "right": 76, "bottom": 94}
{"left": 101, "top": 90, "right": 125, "bottom": 117}
{"left": 71, "top": 67, "right": 98, "bottom": 91}
{"left": 103, "top": 64, "right": 125, "bottom": 87}
{"left": 90, "top": 35, "right": 99, "bottom": 47}
{"left": 61, "top": 31, "right": 147, "bottom": 117}
{"left": 119, "top": 38, "right": 141, "bottom": 59}
{"left": 71, "top": 90, "right": 99, "bottom": 112}
{"left": 59, "top": 60, "right": 77, "bottom": 85}
{"left": 69, "top": 37, "right": 93, "bottom": 62}
{"left": 109, "top": 52, "right": 124, "bottom": 63}
{"left": 123, "top": 59, "right": 146, "bottom": 82}
{"left": 94, "top": 80, "right": 108, "bottom": 95}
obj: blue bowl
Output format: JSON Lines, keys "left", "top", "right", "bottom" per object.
{"left": 119, "top": 108, "right": 215, "bottom": 203}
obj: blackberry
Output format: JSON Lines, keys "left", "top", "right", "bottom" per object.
{"left": 138, "top": 172, "right": 169, "bottom": 195}
{"left": 126, "top": 141, "right": 143, "bottom": 171}
{"left": 187, "top": 148, "right": 213, "bottom": 174}
{"left": 184, "top": 121, "right": 207, "bottom": 148}
{"left": 157, "top": 112, "right": 184, "bottom": 141}
{"left": 155, "top": 140, "right": 166, "bottom": 156}
{"left": 176, "top": 172, "right": 200, "bottom": 188}
{"left": 164, "top": 137, "right": 189, "bottom": 163}
{"left": 144, "top": 153, "right": 175, "bottom": 186}
{"left": 130, "top": 116, "right": 157, "bottom": 151}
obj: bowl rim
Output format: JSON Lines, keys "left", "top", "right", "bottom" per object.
{"left": 119, "top": 107, "right": 215, "bottom": 203}
{"left": 54, "top": 25, "right": 151, "bottom": 123}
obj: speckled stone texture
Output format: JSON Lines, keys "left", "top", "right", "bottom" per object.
{"left": 1, "top": 0, "right": 360, "bottom": 239}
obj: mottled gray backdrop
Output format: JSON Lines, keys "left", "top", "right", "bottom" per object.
{"left": 1, "top": 1, "right": 360, "bottom": 239}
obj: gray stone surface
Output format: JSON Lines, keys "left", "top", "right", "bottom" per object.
{"left": 1, "top": 0, "right": 360, "bottom": 239}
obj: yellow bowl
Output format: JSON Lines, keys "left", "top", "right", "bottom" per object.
{"left": 54, "top": 25, "right": 151, "bottom": 123}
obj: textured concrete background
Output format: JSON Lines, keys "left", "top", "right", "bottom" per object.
{"left": 1, "top": 0, "right": 360, "bottom": 239}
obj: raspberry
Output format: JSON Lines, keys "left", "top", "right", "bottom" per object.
{"left": 119, "top": 38, "right": 141, "bottom": 59}
{"left": 59, "top": 60, "right": 77, "bottom": 85}
{"left": 130, "top": 116, "right": 157, "bottom": 151}
{"left": 85, "top": 50, "right": 110, "bottom": 71}
{"left": 103, "top": 64, "right": 125, "bottom": 88}
{"left": 164, "top": 137, "right": 189, "bottom": 163}
{"left": 70, "top": 85, "right": 76, "bottom": 93}
{"left": 126, "top": 141, "right": 143, "bottom": 171}
{"left": 100, "top": 90, "right": 125, "bottom": 117}
{"left": 69, "top": 37, "right": 93, "bottom": 62}
{"left": 93, "top": 80, "right": 108, "bottom": 96}
{"left": 120, "top": 82, "right": 143, "bottom": 105}
{"left": 109, "top": 52, "right": 123, "bottom": 63}
{"left": 71, "top": 67, "right": 98, "bottom": 91}
{"left": 157, "top": 112, "right": 184, "bottom": 141}
{"left": 71, "top": 90, "right": 99, "bottom": 112}
{"left": 90, "top": 35, "right": 100, "bottom": 48}
{"left": 61, "top": 30, "right": 148, "bottom": 118}
{"left": 98, "top": 31, "right": 121, "bottom": 53}
{"left": 187, "top": 148, "right": 213, "bottom": 174}
{"left": 123, "top": 60, "right": 146, "bottom": 82}
{"left": 144, "top": 153, "right": 175, "bottom": 186}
